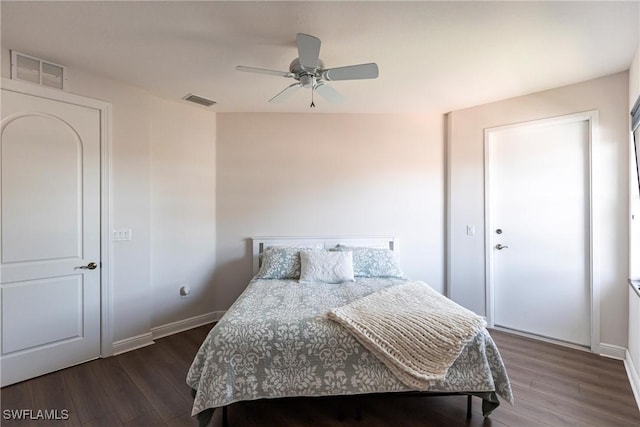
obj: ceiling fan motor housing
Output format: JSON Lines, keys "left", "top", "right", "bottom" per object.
{"left": 290, "top": 58, "right": 325, "bottom": 75}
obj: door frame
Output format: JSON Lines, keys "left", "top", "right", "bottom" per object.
{"left": 484, "top": 111, "right": 600, "bottom": 353}
{"left": 1, "top": 78, "right": 114, "bottom": 357}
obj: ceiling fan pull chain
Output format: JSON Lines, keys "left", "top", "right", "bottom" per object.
{"left": 310, "top": 88, "right": 316, "bottom": 108}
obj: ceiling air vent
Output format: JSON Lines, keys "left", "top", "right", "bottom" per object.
{"left": 11, "top": 50, "right": 66, "bottom": 90}
{"left": 183, "top": 93, "right": 216, "bottom": 107}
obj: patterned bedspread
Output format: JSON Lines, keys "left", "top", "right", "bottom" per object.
{"left": 187, "top": 278, "right": 513, "bottom": 418}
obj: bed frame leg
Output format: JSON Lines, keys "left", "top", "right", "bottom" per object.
{"left": 466, "top": 395, "right": 472, "bottom": 419}
{"left": 222, "top": 405, "right": 228, "bottom": 427}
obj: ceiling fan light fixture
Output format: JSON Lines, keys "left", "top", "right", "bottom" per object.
{"left": 299, "top": 74, "right": 315, "bottom": 88}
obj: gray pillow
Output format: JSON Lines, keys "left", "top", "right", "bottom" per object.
{"left": 255, "top": 246, "right": 310, "bottom": 279}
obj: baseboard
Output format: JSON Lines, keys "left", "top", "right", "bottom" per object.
{"left": 110, "top": 311, "right": 224, "bottom": 356}
{"left": 151, "top": 311, "right": 224, "bottom": 340}
{"left": 600, "top": 343, "right": 627, "bottom": 360}
{"left": 625, "top": 350, "right": 640, "bottom": 411}
{"left": 112, "top": 332, "right": 155, "bottom": 355}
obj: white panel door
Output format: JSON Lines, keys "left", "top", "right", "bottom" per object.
{"left": 488, "top": 118, "right": 590, "bottom": 347}
{"left": 1, "top": 88, "right": 101, "bottom": 386}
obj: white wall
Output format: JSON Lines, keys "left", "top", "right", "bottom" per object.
{"left": 448, "top": 72, "right": 630, "bottom": 348}
{"left": 214, "top": 113, "right": 445, "bottom": 310}
{"left": 1, "top": 49, "right": 218, "bottom": 345}
{"left": 68, "top": 68, "right": 154, "bottom": 343}
{"left": 149, "top": 97, "right": 217, "bottom": 329}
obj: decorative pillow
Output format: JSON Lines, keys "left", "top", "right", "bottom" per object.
{"left": 331, "top": 246, "right": 406, "bottom": 278}
{"left": 299, "top": 250, "right": 355, "bottom": 283}
{"left": 255, "top": 246, "right": 311, "bottom": 279}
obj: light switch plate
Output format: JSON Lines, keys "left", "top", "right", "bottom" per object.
{"left": 113, "top": 229, "right": 132, "bottom": 241}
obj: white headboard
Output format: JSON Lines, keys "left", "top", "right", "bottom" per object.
{"left": 251, "top": 236, "right": 398, "bottom": 275}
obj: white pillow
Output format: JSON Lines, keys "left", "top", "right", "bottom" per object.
{"left": 299, "top": 250, "right": 355, "bottom": 283}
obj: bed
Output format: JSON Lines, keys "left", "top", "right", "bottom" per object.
{"left": 187, "top": 236, "right": 513, "bottom": 426}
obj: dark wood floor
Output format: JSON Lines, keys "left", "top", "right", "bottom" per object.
{"left": 2, "top": 325, "right": 639, "bottom": 426}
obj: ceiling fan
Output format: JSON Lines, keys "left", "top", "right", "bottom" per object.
{"left": 236, "top": 33, "right": 379, "bottom": 107}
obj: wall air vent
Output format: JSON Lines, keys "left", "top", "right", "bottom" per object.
{"left": 11, "top": 51, "right": 66, "bottom": 90}
{"left": 183, "top": 93, "right": 217, "bottom": 107}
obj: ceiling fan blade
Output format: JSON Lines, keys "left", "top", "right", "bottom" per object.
{"left": 321, "top": 63, "right": 379, "bottom": 81}
{"left": 269, "top": 83, "right": 302, "bottom": 103}
{"left": 296, "top": 33, "right": 321, "bottom": 70}
{"left": 235, "top": 65, "right": 293, "bottom": 78}
{"left": 314, "top": 83, "right": 344, "bottom": 104}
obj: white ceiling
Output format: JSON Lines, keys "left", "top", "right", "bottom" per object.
{"left": 2, "top": 1, "right": 639, "bottom": 114}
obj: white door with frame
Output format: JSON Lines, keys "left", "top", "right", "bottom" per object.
{"left": 486, "top": 113, "right": 593, "bottom": 348}
{"left": 1, "top": 85, "right": 102, "bottom": 386}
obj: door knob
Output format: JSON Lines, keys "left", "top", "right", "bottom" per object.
{"left": 76, "top": 262, "right": 98, "bottom": 270}
{"left": 495, "top": 244, "right": 509, "bottom": 250}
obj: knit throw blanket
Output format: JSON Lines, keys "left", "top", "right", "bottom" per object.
{"left": 327, "top": 281, "right": 487, "bottom": 390}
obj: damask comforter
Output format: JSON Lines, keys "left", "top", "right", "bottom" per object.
{"left": 187, "top": 277, "right": 513, "bottom": 419}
